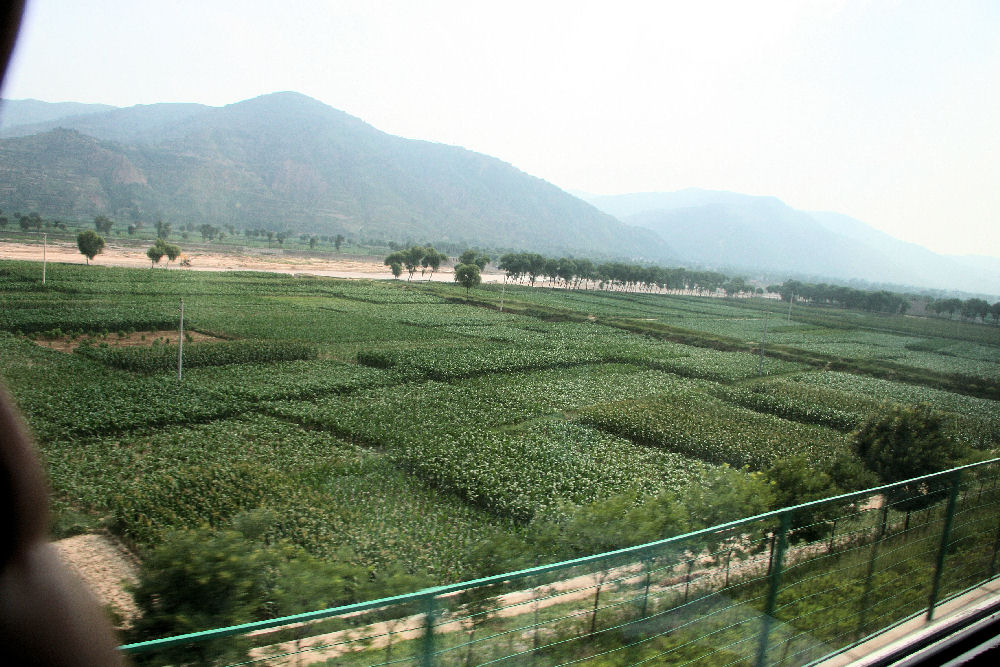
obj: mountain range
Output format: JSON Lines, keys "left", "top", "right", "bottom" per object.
{"left": 0, "top": 93, "right": 667, "bottom": 261}
{"left": 586, "top": 190, "right": 1000, "bottom": 295}
{"left": 1, "top": 93, "right": 997, "bottom": 296}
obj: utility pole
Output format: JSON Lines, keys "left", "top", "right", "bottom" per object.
{"left": 42, "top": 233, "right": 47, "bottom": 284}
{"left": 499, "top": 275, "right": 506, "bottom": 313}
{"left": 787, "top": 293, "right": 794, "bottom": 322}
{"left": 177, "top": 298, "right": 184, "bottom": 381}
{"left": 758, "top": 307, "right": 769, "bottom": 376}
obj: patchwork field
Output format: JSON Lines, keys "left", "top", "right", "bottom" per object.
{"left": 1, "top": 259, "right": 998, "bottom": 637}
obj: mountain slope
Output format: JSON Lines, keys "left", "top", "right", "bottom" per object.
{"left": 0, "top": 93, "right": 670, "bottom": 260}
{"left": 588, "top": 189, "right": 1000, "bottom": 295}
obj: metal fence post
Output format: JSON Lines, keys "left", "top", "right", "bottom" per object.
{"left": 989, "top": 514, "right": 1000, "bottom": 578}
{"left": 683, "top": 559, "right": 694, "bottom": 603}
{"left": 766, "top": 532, "right": 777, "bottom": 576}
{"left": 927, "top": 470, "right": 962, "bottom": 621}
{"left": 856, "top": 523, "right": 884, "bottom": 638}
{"left": 757, "top": 512, "right": 791, "bottom": 667}
{"left": 640, "top": 558, "right": 652, "bottom": 619}
{"left": 421, "top": 593, "right": 437, "bottom": 667}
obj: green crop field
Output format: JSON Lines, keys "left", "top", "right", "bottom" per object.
{"left": 1, "top": 258, "right": 998, "bottom": 643}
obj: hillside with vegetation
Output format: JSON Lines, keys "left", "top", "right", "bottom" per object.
{"left": 0, "top": 93, "right": 670, "bottom": 261}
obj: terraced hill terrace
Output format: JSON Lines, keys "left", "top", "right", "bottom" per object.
{"left": 0, "top": 258, "right": 997, "bottom": 649}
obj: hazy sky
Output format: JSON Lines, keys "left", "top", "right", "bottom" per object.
{"left": 3, "top": 0, "right": 999, "bottom": 257}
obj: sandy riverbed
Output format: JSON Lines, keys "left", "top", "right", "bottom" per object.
{"left": 0, "top": 240, "right": 509, "bottom": 283}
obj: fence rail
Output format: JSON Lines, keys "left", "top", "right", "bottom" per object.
{"left": 120, "top": 457, "right": 1000, "bottom": 666}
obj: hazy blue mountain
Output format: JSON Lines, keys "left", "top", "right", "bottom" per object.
{"left": 587, "top": 189, "right": 782, "bottom": 220}
{"left": 588, "top": 189, "right": 1000, "bottom": 295}
{"left": 955, "top": 255, "right": 1000, "bottom": 275}
{"left": 0, "top": 93, "right": 670, "bottom": 260}
{"left": 0, "top": 98, "right": 118, "bottom": 130}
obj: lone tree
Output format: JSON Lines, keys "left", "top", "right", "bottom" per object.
{"left": 403, "top": 245, "right": 425, "bottom": 281}
{"left": 853, "top": 403, "right": 964, "bottom": 511}
{"left": 460, "top": 249, "right": 490, "bottom": 270}
{"left": 421, "top": 247, "right": 444, "bottom": 279}
{"left": 76, "top": 230, "right": 105, "bottom": 265}
{"left": 164, "top": 241, "right": 181, "bottom": 262}
{"left": 454, "top": 263, "right": 481, "bottom": 295}
{"left": 384, "top": 251, "right": 405, "bottom": 277}
{"left": 146, "top": 245, "right": 165, "bottom": 267}
{"left": 93, "top": 215, "right": 114, "bottom": 234}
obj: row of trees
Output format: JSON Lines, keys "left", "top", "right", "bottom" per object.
{"left": 381, "top": 246, "right": 754, "bottom": 296}
{"left": 383, "top": 245, "right": 449, "bottom": 280}
{"left": 146, "top": 238, "right": 184, "bottom": 267}
{"left": 496, "top": 252, "right": 739, "bottom": 295}
{"left": 927, "top": 297, "right": 1000, "bottom": 324}
{"left": 298, "top": 233, "right": 345, "bottom": 250}
{"left": 0, "top": 210, "right": 68, "bottom": 232}
{"left": 72, "top": 230, "right": 189, "bottom": 268}
{"left": 382, "top": 246, "right": 487, "bottom": 291}
{"left": 767, "top": 280, "right": 912, "bottom": 314}
{"left": 769, "top": 279, "right": 1000, "bottom": 321}
{"left": 1, "top": 210, "right": 356, "bottom": 253}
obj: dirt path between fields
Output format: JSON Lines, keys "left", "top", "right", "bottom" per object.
{"left": 52, "top": 533, "right": 140, "bottom": 629}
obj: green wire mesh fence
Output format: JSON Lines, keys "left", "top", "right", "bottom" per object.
{"left": 120, "top": 457, "right": 1000, "bottom": 666}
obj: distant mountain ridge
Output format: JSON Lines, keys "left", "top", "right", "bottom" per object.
{"left": 1, "top": 102, "right": 212, "bottom": 144}
{"left": 587, "top": 190, "right": 1000, "bottom": 296}
{"left": 0, "top": 93, "right": 670, "bottom": 261}
{"left": 0, "top": 98, "right": 118, "bottom": 129}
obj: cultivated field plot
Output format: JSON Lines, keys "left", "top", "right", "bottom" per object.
{"left": 1, "top": 259, "right": 998, "bottom": 653}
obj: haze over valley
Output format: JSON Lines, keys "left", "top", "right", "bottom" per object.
{"left": 2, "top": 94, "right": 997, "bottom": 297}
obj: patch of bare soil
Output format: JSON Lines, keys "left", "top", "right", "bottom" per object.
{"left": 52, "top": 533, "right": 140, "bottom": 629}
{"left": 34, "top": 329, "right": 224, "bottom": 353}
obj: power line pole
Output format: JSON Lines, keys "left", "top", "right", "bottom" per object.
{"left": 177, "top": 298, "right": 184, "bottom": 381}
{"left": 42, "top": 233, "right": 47, "bottom": 284}
{"left": 787, "top": 293, "right": 794, "bottom": 322}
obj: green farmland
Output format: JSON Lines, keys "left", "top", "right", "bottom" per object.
{"left": 1, "top": 259, "right": 998, "bottom": 642}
